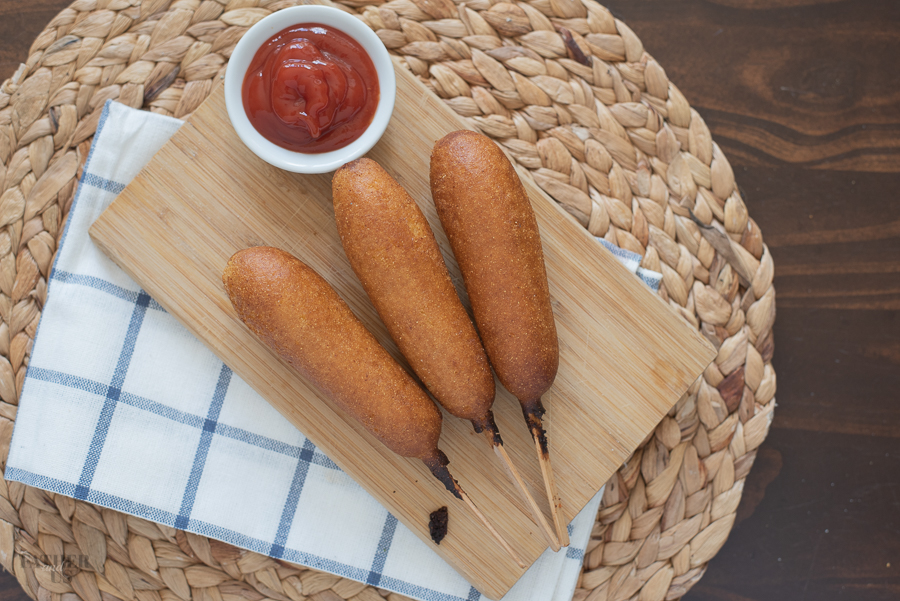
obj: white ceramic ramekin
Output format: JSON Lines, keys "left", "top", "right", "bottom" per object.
{"left": 224, "top": 6, "right": 396, "bottom": 174}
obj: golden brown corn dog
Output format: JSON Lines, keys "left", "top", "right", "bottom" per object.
{"left": 223, "top": 247, "right": 526, "bottom": 564}
{"left": 332, "top": 158, "right": 496, "bottom": 434}
{"left": 430, "top": 131, "right": 559, "bottom": 419}
{"left": 223, "top": 247, "right": 448, "bottom": 470}
{"left": 430, "top": 131, "right": 568, "bottom": 546}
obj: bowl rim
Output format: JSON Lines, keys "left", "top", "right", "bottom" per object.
{"left": 224, "top": 5, "right": 396, "bottom": 174}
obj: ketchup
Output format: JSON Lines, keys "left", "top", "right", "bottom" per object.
{"left": 242, "top": 24, "right": 379, "bottom": 153}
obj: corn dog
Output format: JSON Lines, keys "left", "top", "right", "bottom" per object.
{"left": 332, "top": 158, "right": 495, "bottom": 432}
{"left": 223, "top": 246, "right": 443, "bottom": 462}
{"left": 222, "top": 247, "right": 524, "bottom": 565}
{"left": 333, "top": 159, "right": 560, "bottom": 550}
{"left": 430, "top": 131, "right": 569, "bottom": 546}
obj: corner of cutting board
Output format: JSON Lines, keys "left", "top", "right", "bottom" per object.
{"left": 515, "top": 163, "right": 717, "bottom": 378}
{"left": 89, "top": 206, "right": 118, "bottom": 259}
{"left": 89, "top": 212, "right": 138, "bottom": 287}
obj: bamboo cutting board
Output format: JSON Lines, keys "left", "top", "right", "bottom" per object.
{"left": 90, "top": 61, "right": 715, "bottom": 599}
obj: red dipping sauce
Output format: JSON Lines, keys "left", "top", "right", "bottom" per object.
{"left": 242, "top": 24, "right": 379, "bottom": 154}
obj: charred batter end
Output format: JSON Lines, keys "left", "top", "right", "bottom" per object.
{"left": 429, "top": 506, "right": 449, "bottom": 545}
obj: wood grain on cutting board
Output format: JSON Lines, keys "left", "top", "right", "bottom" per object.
{"left": 90, "top": 60, "right": 715, "bottom": 599}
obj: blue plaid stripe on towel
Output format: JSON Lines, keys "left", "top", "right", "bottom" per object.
{"left": 6, "top": 100, "right": 660, "bottom": 601}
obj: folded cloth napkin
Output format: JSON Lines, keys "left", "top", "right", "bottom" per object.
{"left": 6, "top": 100, "right": 660, "bottom": 601}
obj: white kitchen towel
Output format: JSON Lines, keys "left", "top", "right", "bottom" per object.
{"left": 5, "top": 100, "right": 659, "bottom": 601}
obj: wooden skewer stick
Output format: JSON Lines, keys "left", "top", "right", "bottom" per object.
{"left": 533, "top": 434, "right": 568, "bottom": 547}
{"left": 456, "top": 482, "right": 527, "bottom": 569}
{"left": 484, "top": 430, "right": 561, "bottom": 552}
{"left": 523, "top": 408, "right": 569, "bottom": 548}
{"left": 426, "top": 459, "right": 526, "bottom": 568}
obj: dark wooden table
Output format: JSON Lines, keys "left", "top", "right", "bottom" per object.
{"left": 2, "top": 1, "right": 898, "bottom": 599}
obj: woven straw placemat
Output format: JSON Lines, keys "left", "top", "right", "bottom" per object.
{"left": 0, "top": 0, "right": 777, "bottom": 599}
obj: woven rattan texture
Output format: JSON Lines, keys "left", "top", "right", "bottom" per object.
{"left": 0, "top": 0, "right": 777, "bottom": 600}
